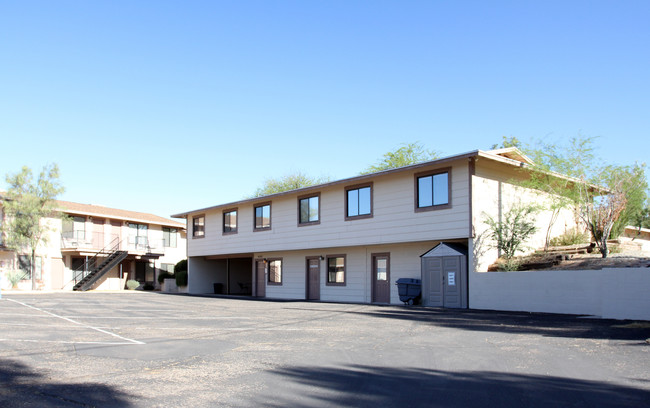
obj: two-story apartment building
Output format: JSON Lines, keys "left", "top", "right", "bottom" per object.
{"left": 172, "top": 148, "right": 575, "bottom": 306}
{"left": 0, "top": 198, "right": 186, "bottom": 291}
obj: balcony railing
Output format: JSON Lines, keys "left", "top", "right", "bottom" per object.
{"left": 126, "top": 236, "right": 164, "bottom": 253}
{"left": 62, "top": 233, "right": 165, "bottom": 254}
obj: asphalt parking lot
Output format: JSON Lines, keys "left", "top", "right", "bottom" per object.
{"left": 1, "top": 292, "right": 649, "bottom": 408}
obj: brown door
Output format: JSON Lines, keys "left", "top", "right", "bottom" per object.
{"left": 255, "top": 260, "right": 266, "bottom": 297}
{"left": 372, "top": 253, "right": 390, "bottom": 303}
{"left": 306, "top": 257, "right": 320, "bottom": 300}
{"left": 50, "top": 258, "right": 65, "bottom": 290}
{"left": 92, "top": 218, "right": 105, "bottom": 248}
{"left": 110, "top": 219, "right": 122, "bottom": 248}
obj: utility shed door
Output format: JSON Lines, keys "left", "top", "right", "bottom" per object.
{"left": 421, "top": 243, "right": 468, "bottom": 309}
{"left": 423, "top": 257, "right": 443, "bottom": 306}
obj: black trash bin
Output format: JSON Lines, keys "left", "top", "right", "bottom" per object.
{"left": 395, "top": 278, "right": 421, "bottom": 305}
{"left": 213, "top": 283, "right": 223, "bottom": 294}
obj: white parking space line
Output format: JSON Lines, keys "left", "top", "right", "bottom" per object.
{"left": 0, "top": 339, "right": 143, "bottom": 345}
{"left": 58, "top": 316, "right": 250, "bottom": 320}
{"left": 6, "top": 299, "right": 145, "bottom": 345}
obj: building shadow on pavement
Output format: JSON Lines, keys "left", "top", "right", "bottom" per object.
{"left": 263, "top": 364, "right": 650, "bottom": 408}
{"left": 284, "top": 306, "right": 650, "bottom": 342}
{"left": 0, "top": 359, "right": 134, "bottom": 408}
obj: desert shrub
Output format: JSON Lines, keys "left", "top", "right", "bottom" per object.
{"left": 496, "top": 257, "right": 523, "bottom": 272}
{"left": 126, "top": 279, "right": 140, "bottom": 290}
{"left": 175, "top": 269, "right": 188, "bottom": 287}
{"left": 174, "top": 259, "right": 188, "bottom": 287}
{"left": 484, "top": 205, "right": 538, "bottom": 261}
{"left": 549, "top": 228, "right": 589, "bottom": 246}
{"left": 5, "top": 269, "right": 27, "bottom": 288}
{"left": 608, "top": 244, "right": 622, "bottom": 254}
{"left": 174, "top": 259, "right": 187, "bottom": 274}
{"left": 157, "top": 271, "right": 173, "bottom": 284}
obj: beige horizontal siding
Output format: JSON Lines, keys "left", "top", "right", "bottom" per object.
{"left": 256, "top": 242, "right": 445, "bottom": 304}
{"left": 188, "top": 160, "right": 471, "bottom": 257}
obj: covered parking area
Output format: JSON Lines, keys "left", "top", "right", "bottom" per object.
{"left": 187, "top": 255, "right": 253, "bottom": 295}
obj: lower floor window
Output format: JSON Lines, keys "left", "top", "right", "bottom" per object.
{"left": 160, "top": 263, "right": 175, "bottom": 274}
{"left": 327, "top": 256, "right": 346, "bottom": 285}
{"left": 268, "top": 259, "right": 282, "bottom": 284}
{"left": 18, "top": 255, "right": 41, "bottom": 280}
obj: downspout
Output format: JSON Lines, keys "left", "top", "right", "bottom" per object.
{"left": 467, "top": 157, "right": 476, "bottom": 310}
{"left": 31, "top": 248, "right": 36, "bottom": 291}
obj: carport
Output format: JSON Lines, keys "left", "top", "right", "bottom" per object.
{"left": 188, "top": 256, "right": 252, "bottom": 295}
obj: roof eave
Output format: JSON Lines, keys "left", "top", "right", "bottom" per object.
{"left": 172, "top": 149, "right": 482, "bottom": 218}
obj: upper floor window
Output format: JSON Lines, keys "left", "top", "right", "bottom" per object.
{"left": 162, "top": 227, "right": 177, "bottom": 248}
{"left": 129, "top": 223, "right": 149, "bottom": 248}
{"left": 62, "top": 216, "right": 86, "bottom": 240}
{"left": 346, "top": 183, "right": 372, "bottom": 220}
{"left": 223, "top": 209, "right": 238, "bottom": 234}
{"left": 268, "top": 258, "right": 282, "bottom": 285}
{"left": 254, "top": 203, "right": 271, "bottom": 231}
{"left": 298, "top": 194, "right": 320, "bottom": 225}
{"left": 415, "top": 169, "right": 450, "bottom": 211}
{"left": 192, "top": 215, "right": 205, "bottom": 238}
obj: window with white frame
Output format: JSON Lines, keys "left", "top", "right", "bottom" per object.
{"left": 162, "top": 227, "right": 177, "bottom": 248}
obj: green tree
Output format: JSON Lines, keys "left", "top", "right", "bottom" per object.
{"left": 251, "top": 171, "right": 330, "bottom": 197}
{"left": 2, "top": 164, "right": 65, "bottom": 290}
{"left": 602, "top": 163, "right": 648, "bottom": 238}
{"left": 513, "top": 135, "right": 647, "bottom": 257}
{"left": 490, "top": 136, "right": 523, "bottom": 150}
{"left": 360, "top": 142, "right": 440, "bottom": 175}
{"left": 525, "top": 135, "right": 597, "bottom": 180}
{"left": 577, "top": 169, "right": 629, "bottom": 258}
{"left": 514, "top": 136, "right": 597, "bottom": 250}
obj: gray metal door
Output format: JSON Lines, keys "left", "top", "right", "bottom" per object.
{"left": 306, "top": 257, "right": 320, "bottom": 300}
{"left": 423, "top": 257, "right": 443, "bottom": 306}
{"left": 442, "top": 256, "right": 461, "bottom": 308}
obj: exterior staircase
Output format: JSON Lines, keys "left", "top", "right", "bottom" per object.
{"left": 72, "top": 237, "right": 128, "bottom": 291}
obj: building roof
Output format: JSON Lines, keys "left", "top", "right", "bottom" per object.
{"left": 56, "top": 200, "right": 185, "bottom": 229}
{"left": 2, "top": 191, "right": 184, "bottom": 229}
{"left": 172, "top": 147, "right": 537, "bottom": 218}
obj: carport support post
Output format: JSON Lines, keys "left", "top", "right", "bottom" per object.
{"left": 226, "top": 259, "right": 230, "bottom": 295}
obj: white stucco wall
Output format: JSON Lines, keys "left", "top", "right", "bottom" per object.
{"left": 469, "top": 267, "right": 650, "bottom": 320}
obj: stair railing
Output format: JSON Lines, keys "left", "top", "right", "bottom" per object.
{"left": 71, "top": 236, "right": 122, "bottom": 285}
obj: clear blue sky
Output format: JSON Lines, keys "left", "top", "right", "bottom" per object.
{"left": 1, "top": 1, "right": 648, "bottom": 219}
